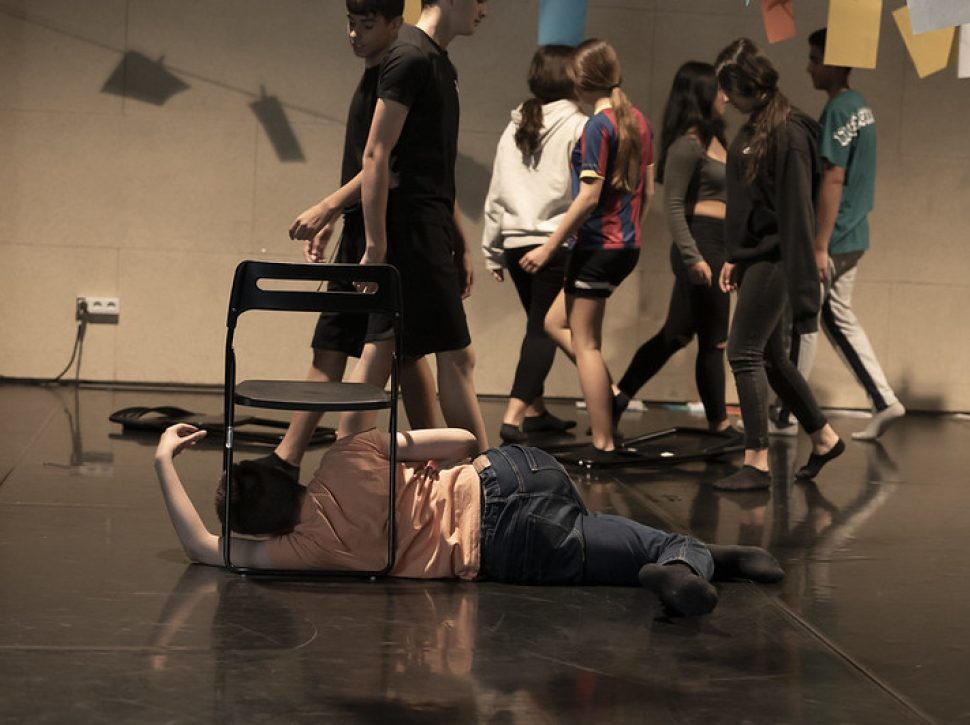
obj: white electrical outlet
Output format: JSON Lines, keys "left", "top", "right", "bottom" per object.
{"left": 76, "top": 296, "right": 120, "bottom": 323}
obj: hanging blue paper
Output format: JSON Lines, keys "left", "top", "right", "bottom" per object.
{"left": 538, "top": 0, "right": 588, "bottom": 47}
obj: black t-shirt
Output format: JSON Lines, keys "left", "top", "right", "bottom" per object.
{"left": 341, "top": 65, "right": 380, "bottom": 188}
{"left": 340, "top": 65, "right": 382, "bottom": 218}
{"left": 378, "top": 24, "right": 459, "bottom": 222}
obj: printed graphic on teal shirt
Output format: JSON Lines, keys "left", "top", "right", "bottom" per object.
{"left": 818, "top": 89, "right": 876, "bottom": 255}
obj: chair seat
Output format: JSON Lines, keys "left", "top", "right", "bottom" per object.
{"left": 235, "top": 380, "right": 392, "bottom": 411}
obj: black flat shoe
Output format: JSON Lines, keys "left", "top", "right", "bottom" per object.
{"left": 713, "top": 465, "right": 771, "bottom": 491}
{"left": 521, "top": 411, "right": 577, "bottom": 433}
{"left": 499, "top": 423, "right": 528, "bottom": 443}
{"left": 574, "top": 445, "right": 621, "bottom": 468}
{"left": 795, "top": 438, "right": 846, "bottom": 479}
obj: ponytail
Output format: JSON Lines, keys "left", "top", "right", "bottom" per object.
{"left": 514, "top": 97, "right": 545, "bottom": 158}
{"left": 573, "top": 39, "right": 643, "bottom": 193}
{"left": 608, "top": 86, "right": 642, "bottom": 194}
{"left": 514, "top": 45, "right": 576, "bottom": 162}
{"left": 715, "top": 37, "right": 791, "bottom": 184}
{"left": 746, "top": 90, "right": 791, "bottom": 184}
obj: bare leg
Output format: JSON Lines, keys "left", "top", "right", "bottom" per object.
{"left": 275, "top": 349, "right": 348, "bottom": 465}
{"left": 543, "top": 290, "right": 576, "bottom": 362}
{"left": 502, "top": 397, "right": 547, "bottom": 427}
{"left": 337, "top": 340, "right": 393, "bottom": 438}
{"left": 568, "top": 296, "right": 613, "bottom": 451}
{"left": 743, "top": 448, "right": 769, "bottom": 472}
{"left": 436, "top": 346, "right": 489, "bottom": 449}
{"left": 400, "top": 355, "right": 440, "bottom": 429}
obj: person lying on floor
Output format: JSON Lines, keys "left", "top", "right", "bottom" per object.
{"left": 154, "top": 423, "right": 784, "bottom": 617}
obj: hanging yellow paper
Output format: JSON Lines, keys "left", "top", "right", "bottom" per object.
{"left": 893, "top": 5, "right": 956, "bottom": 78}
{"left": 404, "top": 0, "right": 421, "bottom": 24}
{"left": 825, "top": 0, "right": 882, "bottom": 69}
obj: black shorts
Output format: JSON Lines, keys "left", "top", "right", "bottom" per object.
{"left": 564, "top": 247, "right": 640, "bottom": 299}
{"left": 310, "top": 212, "right": 371, "bottom": 357}
{"left": 375, "top": 204, "right": 470, "bottom": 357}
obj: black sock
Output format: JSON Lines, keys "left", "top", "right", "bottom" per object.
{"left": 612, "top": 391, "right": 631, "bottom": 427}
{"left": 795, "top": 438, "right": 845, "bottom": 479}
{"left": 638, "top": 562, "right": 718, "bottom": 617}
{"left": 713, "top": 465, "right": 771, "bottom": 491}
{"left": 707, "top": 545, "right": 785, "bottom": 583}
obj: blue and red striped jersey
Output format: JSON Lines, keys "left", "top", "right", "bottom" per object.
{"left": 569, "top": 107, "right": 653, "bottom": 250}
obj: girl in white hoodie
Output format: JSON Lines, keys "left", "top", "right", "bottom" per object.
{"left": 482, "top": 46, "right": 588, "bottom": 443}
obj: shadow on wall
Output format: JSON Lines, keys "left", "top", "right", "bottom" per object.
{"left": 456, "top": 152, "right": 493, "bottom": 223}
{"left": 101, "top": 51, "right": 190, "bottom": 106}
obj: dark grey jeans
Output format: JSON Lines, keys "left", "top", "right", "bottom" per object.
{"left": 728, "top": 259, "right": 827, "bottom": 449}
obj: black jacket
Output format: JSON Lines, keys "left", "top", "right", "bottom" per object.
{"left": 725, "top": 109, "right": 822, "bottom": 334}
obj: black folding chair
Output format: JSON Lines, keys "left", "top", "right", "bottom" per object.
{"left": 222, "top": 261, "right": 402, "bottom": 576}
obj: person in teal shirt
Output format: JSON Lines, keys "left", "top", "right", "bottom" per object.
{"left": 775, "top": 28, "right": 904, "bottom": 441}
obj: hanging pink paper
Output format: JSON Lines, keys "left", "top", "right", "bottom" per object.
{"left": 761, "top": 0, "right": 796, "bottom": 44}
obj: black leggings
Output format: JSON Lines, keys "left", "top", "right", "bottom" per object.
{"left": 618, "top": 217, "right": 729, "bottom": 423}
{"left": 728, "top": 259, "right": 827, "bottom": 449}
{"left": 503, "top": 245, "right": 568, "bottom": 404}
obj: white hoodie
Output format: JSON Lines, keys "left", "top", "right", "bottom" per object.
{"left": 481, "top": 99, "right": 588, "bottom": 271}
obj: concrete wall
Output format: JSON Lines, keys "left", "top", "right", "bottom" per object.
{"left": 2, "top": 0, "right": 968, "bottom": 412}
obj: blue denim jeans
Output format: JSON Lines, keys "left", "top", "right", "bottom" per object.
{"left": 478, "top": 445, "right": 713, "bottom": 585}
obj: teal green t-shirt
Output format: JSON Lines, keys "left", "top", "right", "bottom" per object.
{"left": 818, "top": 89, "right": 876, "bottom": 255}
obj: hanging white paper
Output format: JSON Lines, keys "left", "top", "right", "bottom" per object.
{"left": 906, "top": 0, "right": 970, "bottom": 35}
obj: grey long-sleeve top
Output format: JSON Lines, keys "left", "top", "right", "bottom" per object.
{"left": 663, "top": 135, "right": 727, "bottom": 266}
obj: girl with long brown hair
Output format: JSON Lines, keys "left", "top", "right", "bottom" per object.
{"left": 519, "top": 39, "right": 654, "bottom": 463}
{"left": 713, "top": 38, "right": 843, "bottom": 490}
{"left": 613, "top": 61, "right": 732, "bottom": 434}
{"left": 482, "top": 45, "right": 588, "bottom": 443}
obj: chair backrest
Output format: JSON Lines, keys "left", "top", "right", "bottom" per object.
{"left": 227, "top": 261, "right": 402, "bottom": 328}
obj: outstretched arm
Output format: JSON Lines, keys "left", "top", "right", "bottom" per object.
{"left": 518, "top": 178, "right": 602, "bottom": 273}
{"left": 387, "top": 428, "right": 480, "bottom": 468}
{"left": 153, "top": 424, "right": 271, "bottom": 569}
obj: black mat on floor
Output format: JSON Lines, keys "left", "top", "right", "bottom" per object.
{"left": 108, "top": 406, "right": 335, "bottom": 446}
{"left": 548, "top": 426, "right": 744, "bottom": 468}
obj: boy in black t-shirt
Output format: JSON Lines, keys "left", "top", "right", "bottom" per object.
{"left": 276, "top": 0, "right": 440, "bottom": 468}
{"left": 361, "top": 0, "right": 490, "bottom": 448}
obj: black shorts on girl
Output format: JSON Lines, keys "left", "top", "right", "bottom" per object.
{"left": 564, "top": 248, "right": 640, "bottom": 299}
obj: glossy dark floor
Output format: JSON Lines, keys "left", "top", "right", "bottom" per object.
{"left": 2, "top": 383, "right": 968, "bottom": 724}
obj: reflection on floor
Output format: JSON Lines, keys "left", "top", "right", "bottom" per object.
{"left": 1, "top": 383, "right": 967, "bottom": 723}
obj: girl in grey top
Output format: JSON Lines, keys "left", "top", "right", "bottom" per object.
{"left": 613, "top": 62, "right": 732, "bottom": 432}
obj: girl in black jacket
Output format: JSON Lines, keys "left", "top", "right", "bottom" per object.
{"left": 713, "top": 38, "right": 843, "bottom": 490}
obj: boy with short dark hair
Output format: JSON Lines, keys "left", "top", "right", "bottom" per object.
{"left": 275, "top": 0, "right": 439, "bottom": 470}
{"left": 774, "top": 28, "right": 904, "bottom": 441}
{"left": 358, "top": 0, "right": 491, "bottom": 449}
{"left": 155, "top": 423, "right": 785, "bottom": 618}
